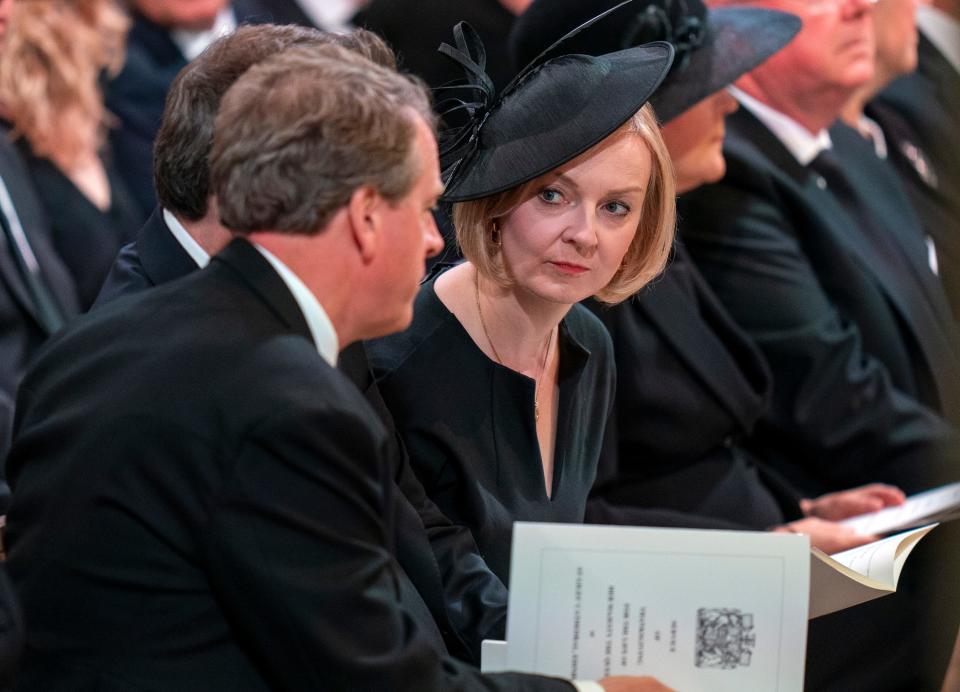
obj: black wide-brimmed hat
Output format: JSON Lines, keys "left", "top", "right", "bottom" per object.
{"left": 437, "top": 1, "right": 674, "bottom": 203}
{"left": 510, "top": 0, "right": 801, "bottom": 124}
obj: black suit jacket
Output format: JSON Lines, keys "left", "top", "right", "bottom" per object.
{"left": 0, "top": 129, "right": 80, "bottom": 462}
{"left": 679, "top": 107, "right": 959, "bottom": 495}
{"left": 870, "top": 34, "right": 960, "bottom": 319}
{"left": 94, "top": 218, "right": 511, "bottom": 667}
{"left": 93, "top": 207, "right": 197, "bottom": 306}
{"left": 585, "top": 243, "right": 803, "bottom": 531}
{"left": 105, "top": 1, "right": 279, "bottom": 217}
{"left": 6, "top": 239, "right": 571, "bottom": 691}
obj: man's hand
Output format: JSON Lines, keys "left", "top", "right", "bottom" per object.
{"left": 599, "top": 676, "right": 675, "bottom": 691}
{"left": 800, "top": 483, "right": 906, "bottom": 521}
{"left": 773, "top": 517, "right": 878, "bottom": 554}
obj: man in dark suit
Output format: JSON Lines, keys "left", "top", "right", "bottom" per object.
{"left": 869, "top": 0, "right": 960, "bottom": 317}
{"left": 676, "top": 5, "right": 960, "bottom": 684}
{"left": 108, "top": 0, "right": 300, "bottom": 218}
{"left": 96, "top": 24, "right": 510, "bottom": 667}
{"left": 680, "top": 0, "right": 959, "bottom": 498}
{"left": 8, "top": 41, "right": 666, "bottom": 692}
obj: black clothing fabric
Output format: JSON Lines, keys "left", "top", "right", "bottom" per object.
{"left": 16, "top": 142, "right": 141, "bottom": 310}
{"left": 0, "top": 126, "right": 80, "bottom": 470}
{"left": 679, "top": 107, "right": 959, "bottom": 497}
{"left": 368, "top": 273, "right": 616, "bottom": 584}
{"left": 93, "top": 207, "right": 196, "bottom": 307}
{"left": 0, "top": 198, "right": 64, "bottom": 336}
{"left": 93, "top": 215, "right": 510, "bottom": 666}
{"left": 104, "top": 2, "right": 275, "bottom": 217}
{"left": 251, "top": 0, "right": 316, "bottom": 26}
{"left": 5, "top": 239, "right": 572, "bottom": 692}
{"left": 355, "top": 0, "right": 518, "bottom": 91}
{"left": 585, "top": 242, "right": 802, "bottom": 531}
{"left": 870, "top": 33, "right": 960, "bottom": 319}
{"left": 827, "top": 123, "right": 960, "bottom": 420}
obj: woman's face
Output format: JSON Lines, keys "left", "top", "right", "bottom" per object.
{"left": 661, "top": 89, "right": 739, "bottom": 194}
{"left": 497, "top": 132, "right": 653, "bottom": 305}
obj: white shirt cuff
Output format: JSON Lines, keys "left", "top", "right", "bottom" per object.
{"left": 572, "top": 681, "right": 606, "bottom": 692}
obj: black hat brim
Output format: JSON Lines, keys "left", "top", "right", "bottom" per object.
{"left": 650, "top": 8, "right": 801, "bottom": 122}
{"left": 442, "top": 41, "right": 674, "bottom": 203}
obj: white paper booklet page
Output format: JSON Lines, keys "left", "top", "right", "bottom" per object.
{"left": 809, "top": 523, "right": 937, "bottom": 618}
{"left": 841, "top": 481, "right": 960, "bottom": 535}
{"left": 505, "top": 523, "right": 810, "bottom": 692}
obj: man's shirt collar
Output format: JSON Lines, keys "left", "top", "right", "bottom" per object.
{"left": 170, "top": 7, "right": 237, "bottom": 62}
{"left": 730, "top": 86, "right": 833, "bottom": 165}
{"left": 289, "top": 0, "right": 356, "bottom": 31}
{"left": 252, "top": 243, "right": 339, "bottom": 367}
{"left": 163, "top": 208, "right": 210, "bottom": 268}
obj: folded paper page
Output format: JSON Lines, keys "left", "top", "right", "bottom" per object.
{"left": 809, "top": 523, "right": 937, "bottom": 619}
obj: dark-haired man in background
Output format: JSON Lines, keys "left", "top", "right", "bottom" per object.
{"left": 107, "top": 0, "right": 322, "bottom": 218}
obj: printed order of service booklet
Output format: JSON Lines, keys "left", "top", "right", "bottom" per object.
{"left": 501, "top": 523, "right": 810, "bottom": 691}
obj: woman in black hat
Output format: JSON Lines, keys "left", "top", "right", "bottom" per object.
{"left": 511, "top": 0, "right": 906, "bottom": 554}
{"left": 368, "top": 16, "right": 677, "bottom": 584}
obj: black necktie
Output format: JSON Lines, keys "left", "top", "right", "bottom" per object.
{"left": 0, "top": 179, "right": 64, "bottom": 334}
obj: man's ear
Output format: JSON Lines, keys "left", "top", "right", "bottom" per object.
{"left": 346, "top": 186, "right": 382, "bottom": 264}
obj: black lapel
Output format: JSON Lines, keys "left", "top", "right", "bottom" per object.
{"left": 0, "top": 138, "right": 53, "bottom": 329}
{"left": 830, "top": 122, "right": 955, "bottom": 330}
{"left": 729, "top": 109, "right": 932, "bottom": 340}
{"left": 127, "top": 12, "right": 186, "bottom": 66}
{"left": 138, "top": 208, "right": 202, "bottom": 286}
{"left": 865, "top": 99, "right": 945, "bottom": 198}
{"left": 634, "top": 246, "right": 770, "bottom": 432}
{"left": 918, "top": 33, "right": 960, "bottom": 114}
{"left": 213, "top": 238, "right": 313, "bottom": 342}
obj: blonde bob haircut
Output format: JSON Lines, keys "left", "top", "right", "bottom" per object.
{"left": 0, "top": 0, "right": 129, "bottom": 171}
{"left": 452, "top": 103, "right": 676, "bottom": 305}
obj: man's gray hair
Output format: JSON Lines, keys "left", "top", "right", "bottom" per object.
{"left": 210, "top": 43, "right": 434, "bottom": 235}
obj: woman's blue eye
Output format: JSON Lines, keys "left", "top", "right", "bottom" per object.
{"left": 604, "top": 201, "right": 630, "bottom": 215}
{"left": 539, "top": 189, "right": 562, "bottom": 204}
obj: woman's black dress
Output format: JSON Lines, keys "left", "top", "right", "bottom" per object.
{"left": 17, "top": 143, "right": 142, "bottom": 310}
{"left": 367, "top": 272, "right": 616, "bottom": 584}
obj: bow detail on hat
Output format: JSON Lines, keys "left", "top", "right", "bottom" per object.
{"left": 434, "top": 23, "right": 495, "bottom": 180}
{"left": 437, "top": 0, "right": 640, "bottom": 190}
{"left": 622, "top": 0, "right": 705, "bottom": 70}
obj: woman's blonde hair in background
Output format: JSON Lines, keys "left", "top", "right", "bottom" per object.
{"left": 0, "top": 0, "right": 129, "bottom": 171}
{"left": 452, "top": 103, "right": 676, "bottom": 305}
